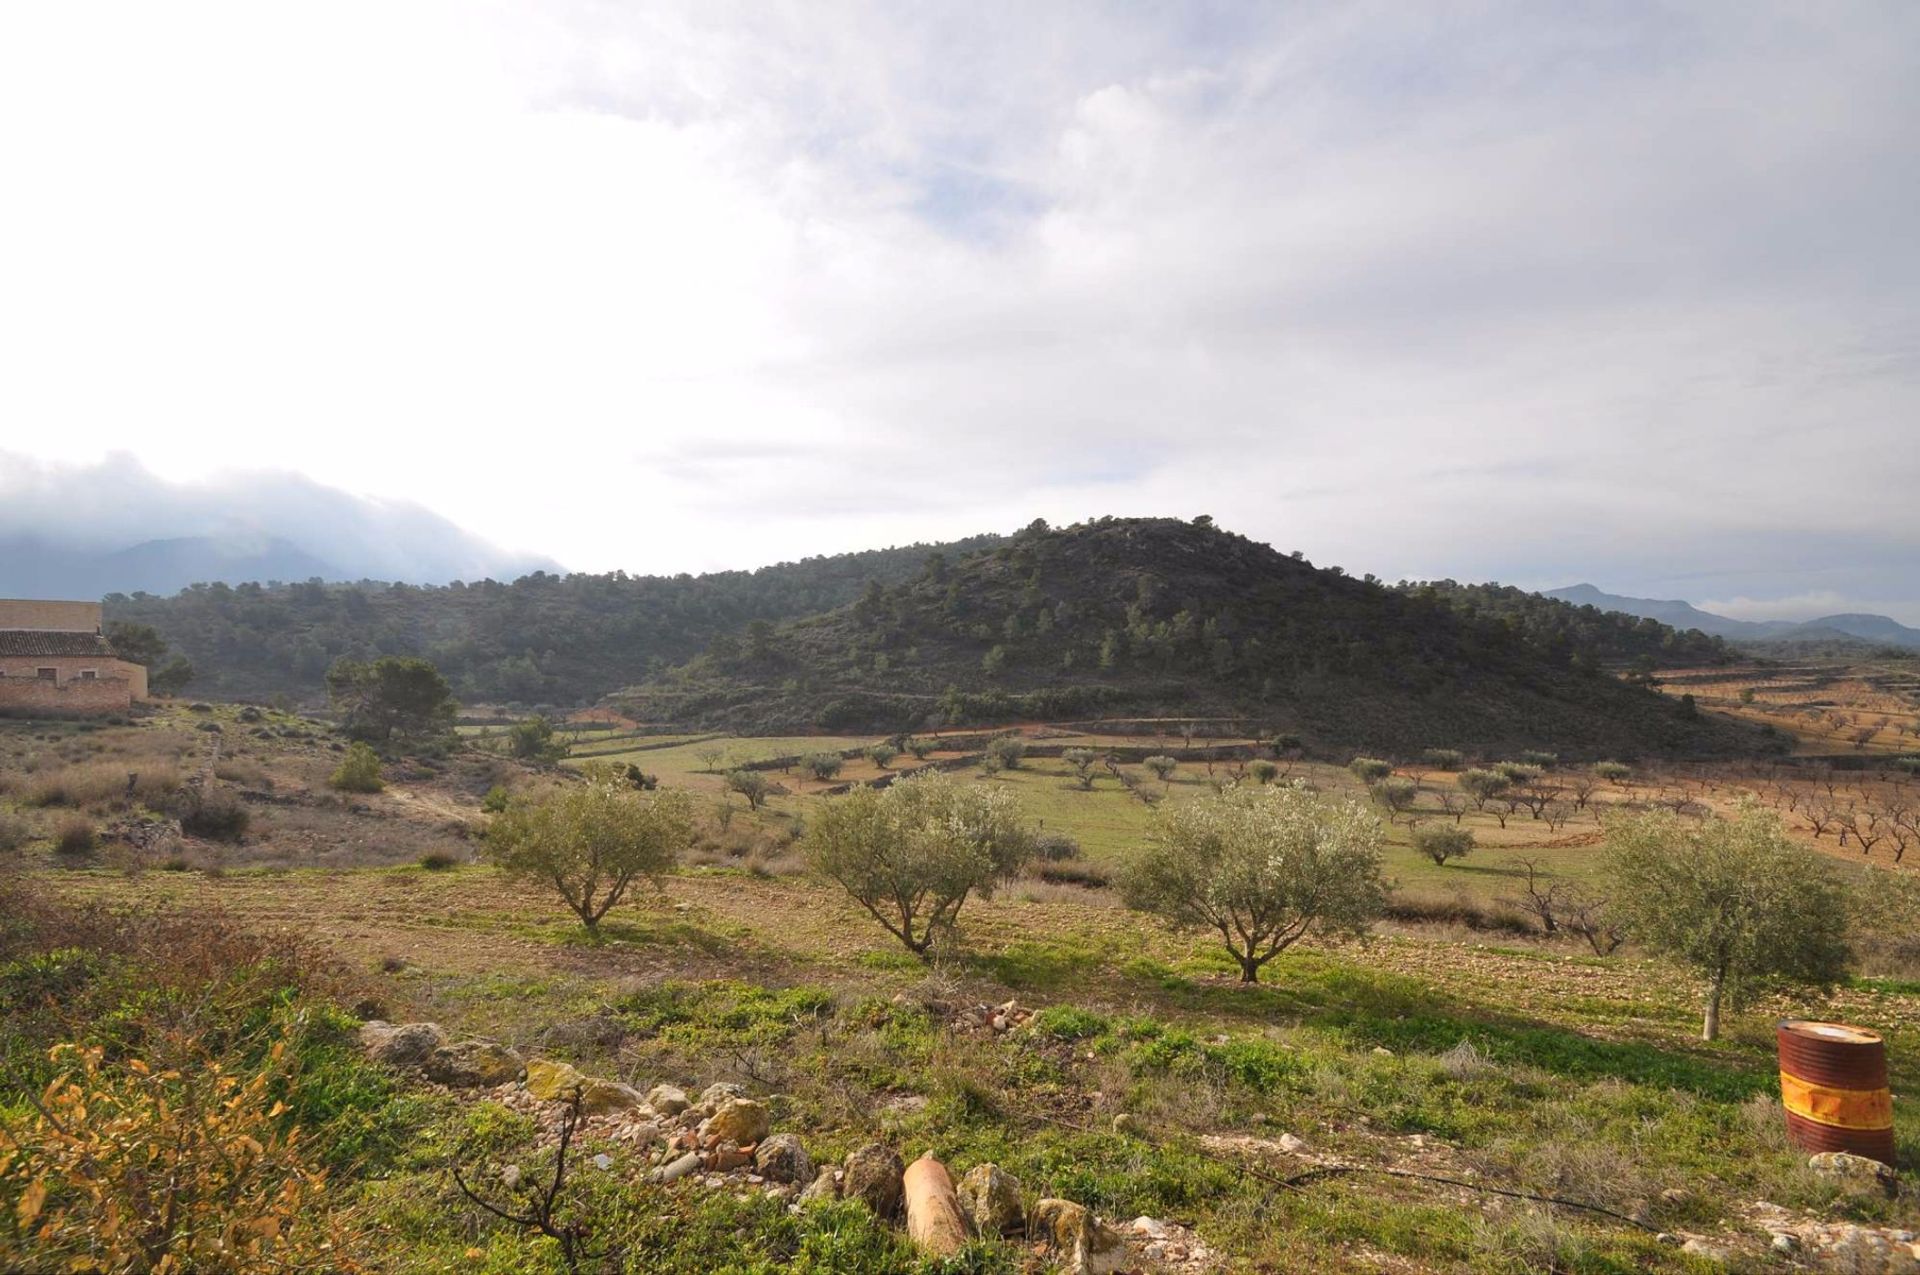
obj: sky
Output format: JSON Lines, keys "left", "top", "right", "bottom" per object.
{"left": 1, "top": 2, "right": 1916, "bottom": 621}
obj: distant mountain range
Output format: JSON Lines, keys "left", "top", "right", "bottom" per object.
{"left": 1544, "top": 584, "right": 1920, "bottom": 649}
{"left": 0, "top": 457, "right": 556, "bottom": 598}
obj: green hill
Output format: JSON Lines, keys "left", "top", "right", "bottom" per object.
{"left": 103, "top": 533, "right": 1005, "bottom": 704}
{"left": 610, "top": 517, "right": 1766, "bottom": 758}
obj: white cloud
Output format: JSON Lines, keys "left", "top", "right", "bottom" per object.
{"left": 0, "top": 2, "right": 1914, "bottom": 614}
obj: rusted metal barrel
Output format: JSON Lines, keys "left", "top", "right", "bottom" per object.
{"left": 1777, "top": 1020, "right": 1895, "bottom": 1165}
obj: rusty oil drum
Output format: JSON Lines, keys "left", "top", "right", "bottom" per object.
{"left": 1777, "top": 1020, "right": 1895, "bottom": 1165}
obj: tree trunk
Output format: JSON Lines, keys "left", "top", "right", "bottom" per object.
{"left": 1239, "top": 955, "right": 1261, "bottom": 983}
{"left": 1702, "top": 966, "right": 1726, "bottom": 1041}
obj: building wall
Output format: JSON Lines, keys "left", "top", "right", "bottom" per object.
{"left": 0, "top": 599, "right": 104, "bottom": 632}
{"left": 0, "top": 656, "right": 146, "bottom": 702}
{"left": 0, "top": 672, "right": 135, "bottom": 714}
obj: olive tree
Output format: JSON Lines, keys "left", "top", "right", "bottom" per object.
{"left": 868, "top": 742, "right": 899, "bottom": 770}
{"left": 804, "top": 753, "right": 845, "bottom": 782}
{"left": 484, "top": 770, "right": 696, "bottom": 932}
{"left": 1412, "top": 824, "right": 1474, "bottom": 866}
{"left": 1119, "top": 782, "right": 1386, "bottom": 984}
{"left": 1349, "top": 757, "right": 1393, "bottom": 785}
{"left": 1372, "top": 776, "right": 1420, "bottom": 822}
{"left": 1604, "top": 806, "right": 1852, "bottom": 1041}
{"left": 1063, "top": 748, "right": 1099, "bottom": 790}
{"left": 1457, "top": 768, "right": 1511, "bottom": 810}
{"left": 725, "top": 769, "right": 770, "bottom": 810}
{"left": 804, "top": 773, "right": 1036, "bottom": 958}
{"left": 1143, "top": 755, "right": 1178, "bottom": 785}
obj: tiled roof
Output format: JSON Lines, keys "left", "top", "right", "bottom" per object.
{"left": 0, "top": 630, "right": 118, "bottom": 658}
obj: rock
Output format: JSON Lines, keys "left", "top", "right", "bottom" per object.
{"left": 957, "top": 1163, "right": 1024, "bottom": 1237}
{"left": 1277, "top": 1133, "right": 1308, "bottom": 1154}
{"left": 524, "top": 1058, "right": 587, "bottom": 1101}
{"left": 698, "top": 1081, "right": 747, "bottom": 1112}
{"left": 708, "top": 1145, "right": 753, "bottom": 1171}
{"left": 647, "top": 1084, "right": 690, "bottom": 1115}
{"left": 1371, "top": 1046, "right": 1394, "bottom": 1057}
{"left": 704, "top": 1098, "right": 772, "bottom": 1146}
{"left": 580, "top": 1078, "right": 648, "bottom": 1116}
{"left": 500, "top": 1164, "right": 521, "bottom": 1189}
{"left": 1029, "top": 1199, "right": 1129, "bottom": 1275}
{"left": 1770, "top": 1233, "right": 1797, "bottom": 1254}
{"left": 591, "top": 1153, "right": 613, "bottom": 1171}
{"left": 653, "top": 1151, "right": 702, "bottom": 1183}
{"left": 423, "top": 1039, "right": 524, "bottom": 1088}
{"left": 1679, "top": 1237, "right": 1730, "bottom": 1264}
{"left": 797, "top": 1166, "right": 841, "bottom": 1206}
{"left": 360, "top": 1021, "right": 447, "bottom": 1069}
{"left": 1809, "top": 1151, "right": 1900, "bottom": 1196}
{"left": 843, "top": 1143, "right": 906, "bottom": 1218}
{"left": 755, "top": 1133, "right": 815, "bottom": 1185}
{"left": 1660, "top": 1187, "right": 1692, "bottom": 1205}
{"left": 1110, "top": 1114, "right": 1139, "bottom": 1135}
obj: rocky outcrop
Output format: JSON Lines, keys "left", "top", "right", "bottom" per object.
{"left": 754, "top": 1133, "right": 814, "bottom": 1185}
{"left": 702, "top": 1098, "right": 771, "bottom": 1146}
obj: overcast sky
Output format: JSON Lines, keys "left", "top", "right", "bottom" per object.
{"left": 1, "top": 2, "right": 1915, "bottom": 620}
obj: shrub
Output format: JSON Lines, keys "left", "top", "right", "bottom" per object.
{"left": 1517, "top": 750, "right": 1559, "bottom": 769}
{"left": 1349, "top": 757, "right": 1393, "bottom": 784}
{"left": 1412, "top": 824, "right": 1475, "bottom": 866}
{"left": 0, "top": 1038, "right": 345, "bottom": 1272}
{"left": 170, "top": 787, "right": 251, "bottom": 842}
{"left": 1421, "top": 748, "right": 1464, "bottom": 771}
{"left": 1034, "top": 831, "right": 1083, "bottom": 862}
{"left": 1032, "top": 1005, "right": 1111, "bottom": 1041}
{"left": 1494, "top": 761, "right": 1543, "bottom": 785}
{"left": 418, "top": 851, "right": 460, "bottom": 871}
{"left": 329, "top": 742, "right": 385, "bottom": 794}
{"left": 0, "top": 810, "right": 29, "bottom": 853}
{"left": 1248, "top": 759, "right": 1280, "bottom": 784}
{"left": 986, "top": 736, "right": 1027, "bottom": 770}
{"left": 53, "top": 814, "right": 96, "bottom": 856}
{"left": 1593, "top": 761, "right": 1632, "bottom": 782}
{"left": 481, "top": 785, "right": 512, "bottom": 813}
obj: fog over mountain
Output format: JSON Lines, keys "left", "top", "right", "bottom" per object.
{"left": 0, "top": 454, "right": 557, "bottom": 597}
{"left": 1546, "top": 583, "right": 1920, "bottom": 649}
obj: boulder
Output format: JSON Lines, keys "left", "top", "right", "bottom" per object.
{"left": 754, "top": 1133, "right": 815, "bottom": 1185}
{"left": 1809, "top": 1152, "right": 1900, "bottom": 1196}
{"left": 524, "top": 1058, "right": 587, "bottom": 1101}
{"left": 797, "top": 1166, "right": 841, "bottom": 1207}
{"left": 704, "top": 1098, "right": 771, "bottom": 1146}
{"left": 1030, "top": 1199, "right": 1129, "bottom": 1275}
{"left": 842, "top": 1143, "right": 906, "bottom": 1218}
{"left": 698, "top": 1081, "right": 747, "bottom": 1112}
{"left": 423, "top": 1039, "right": 524, "bottom": 1088}
{"left": 647, "top": 1084, "right": 691, "bottom": 1115}
{"left": 360, "top": 1021, "right": 447, "bottom": 1070}
{"left": 580, "top": 1077, "right": 648, "bottom": 1116}
{"left": 957, "top": 1163, "right": 1024, "bottom": 1237}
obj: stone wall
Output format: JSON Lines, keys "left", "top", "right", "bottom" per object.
{"left": 0, "top": 673, "right": 135, "bottom": 715}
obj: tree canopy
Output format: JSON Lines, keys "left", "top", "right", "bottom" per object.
{"left": 326, "top": 656, "right": 457, "bottom": 744}
{"left": 1603, "top": 806, "right": 1852, "bottom": 1040}
{"left": 1120, "top": 782, "right": 1386, "bottom": 983}
{"left": 484, "top": 771, "right": 696, "bottom": 931}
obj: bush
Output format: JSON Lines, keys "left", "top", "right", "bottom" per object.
{"left": 1412, "top": 824, "right": 1475, "bottom": 866}
{"left": 170, "top": 787, "right": 251, "bottom": 842}
{"left": 1593, "top": 761, "right": 1632, "bottom": 782}
{"left": 53, "top": 814, "right": 96, "bottom": 856}
{"left": 1248, "top": 759, "right": 1280, "bottom": 784}
{"left": 1517, "top": 750, "right": 1559, "bottom": 769}
{"left": 0, "top": 810, "right": 29, "bottom": 853}
{"left": 1421, "top": 748, "right": 1464, "bottom": 771}
{"left": 481, "top": 785, "right": 512, "bottom": 813}
{"left": 1035, "top": 831, "right": 1083, "bottom": 862}
{"left": 329, "top": 742, "right": 385, "bottom": 794}
{"left": 1349, "top": 757, "right": 1393, "bottom": 784}
{"left": 418, "top": 851, "right": 460, "bottom": 871}
{"left": 986, "top": 736, "right": 1027, "bottom": 770}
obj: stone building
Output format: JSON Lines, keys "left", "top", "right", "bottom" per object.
{"left": 0, "top": 600, "right": 148, "bottom": 714}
